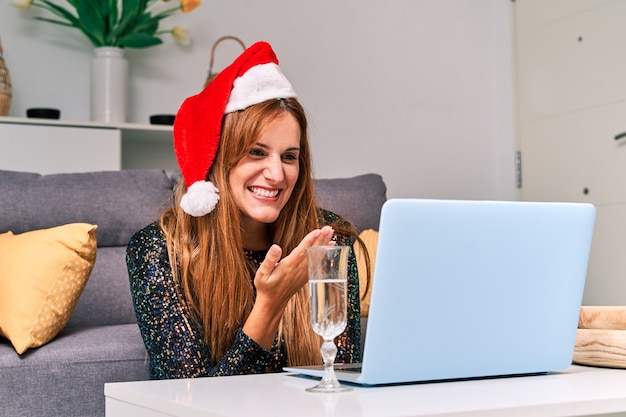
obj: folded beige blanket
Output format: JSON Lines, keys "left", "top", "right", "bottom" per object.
{"left": 574, "top": 306, "right": 626, "bottom": 369}
{"left": 578, "top": 306, "right": 626, "bottom": 330}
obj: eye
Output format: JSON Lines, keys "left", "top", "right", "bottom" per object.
{"left": 282, "top": 152, "right": 299, "bottom": 163}
{"left": 249, "top": 148, "right": 266, "bottom": 158}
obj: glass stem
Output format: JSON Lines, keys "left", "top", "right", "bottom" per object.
{"left": 320, "top": 339, "right": 339, "bottom": 386}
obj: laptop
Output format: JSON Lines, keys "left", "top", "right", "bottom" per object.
{"left": 284, "top": 198, "right": 596, "bottom": 386}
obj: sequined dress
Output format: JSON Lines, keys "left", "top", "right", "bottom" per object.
{"left": 126, "top": 209, "right": 361, "bottom": 379}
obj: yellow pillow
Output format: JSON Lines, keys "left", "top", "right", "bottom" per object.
{"left": 354, "top": 229, "right": 378, "bottom": 317}
{"left": 0, "top": 223, "right": 97, "bottom": 354}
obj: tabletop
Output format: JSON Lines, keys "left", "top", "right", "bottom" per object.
{"left": 105, "top": 365, "right": 626, "bottom": 417}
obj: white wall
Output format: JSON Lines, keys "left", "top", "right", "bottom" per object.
{"left": 0, "top": 0, "right": 516, "bottom": 200}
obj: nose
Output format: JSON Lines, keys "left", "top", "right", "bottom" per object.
{"left": 263, "top": 156, "right": 284, "bottom": 184}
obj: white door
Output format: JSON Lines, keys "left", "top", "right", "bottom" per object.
{"left": 515, "top": 0, "right": 626, "bottom": 305}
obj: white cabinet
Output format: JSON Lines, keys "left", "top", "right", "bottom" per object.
{"left": 0, "top": 117, "right": 177, "bottom": 174}
{"left": 515, "top": 0, "right": 626, "bottom": 305}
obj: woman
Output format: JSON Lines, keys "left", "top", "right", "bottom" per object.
{"left": 126, "top": 41, "right": 366, "bottom": 379}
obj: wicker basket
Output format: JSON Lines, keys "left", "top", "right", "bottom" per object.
{"left": 204, "top": 36, "right": 246, "bottom": 88}
{"left": 0, "top": 37, "right": 12, "bottom": 116}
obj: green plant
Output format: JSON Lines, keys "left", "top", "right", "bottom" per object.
{"left": 10, "top": 0, "right": 201, "bottom": 48}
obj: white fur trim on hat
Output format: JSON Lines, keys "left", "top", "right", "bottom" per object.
{"left": 180, "top": 180, "right": 220, "bottom": 217}
{"left": 225, "top": 63, "right": 297, "bottom": 114}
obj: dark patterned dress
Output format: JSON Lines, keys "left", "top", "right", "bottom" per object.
{"left": 126, "top": 208, "right": 361, "bottom": 379}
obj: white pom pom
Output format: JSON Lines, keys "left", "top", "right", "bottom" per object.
{"left": 180, "top": 180, "right": 220, "bottom": 217}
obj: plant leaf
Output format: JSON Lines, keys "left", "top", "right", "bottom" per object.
{"left": 130, "top": 12, "right": 160, "bottom": 35}
{"left": 76, "top": 1, "right": 106, "bottom": 46}
{"left": 113, "top": 0, "right": 143, "bottom": 41}
{"left": 26, "top": 0, "right": 199, "bottom": 49}
{"left": 118, "top": 32, "right": 163, "bottom": 48}
{"left": 37, "top": 0, "right": 80, "bottom": 26}
{"left": 34, "top": 16, "right": 74, "bottom": 28}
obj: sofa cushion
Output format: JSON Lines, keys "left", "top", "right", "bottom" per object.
{"left": 139, "top": 171, "right": 386, "bottom": 232}
{"left": 67, "top": 247, "right": 138, "bottom": 328}
{"left": 0, "top": 223, "right": 97, "bottom": 354}
{"left": 0, "top": 169, "right": 174, "bottom": 247}
{"left": 0, "top": 324, "right": 149, "bottom": 417}
{"left": 314, "top": 174, "right": 387, "bottom": 232}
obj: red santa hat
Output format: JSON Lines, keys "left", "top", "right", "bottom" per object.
{"left": 173, "top": 41, "right": 297, "bottom": 216}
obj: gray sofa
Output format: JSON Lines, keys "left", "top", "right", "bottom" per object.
{"left": 0, "top": 169, "right": 387, "bottom": 417}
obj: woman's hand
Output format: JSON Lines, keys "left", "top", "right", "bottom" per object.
{"left": 242, "top": 226, "right": 335, "bottom": 349}
{"left": 255, "top": 225, "right": 334, "bottom": 304}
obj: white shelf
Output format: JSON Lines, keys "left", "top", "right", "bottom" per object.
{"left": 0, "top": 116, "right": 173, "bottom": 142}
{"left": 0, "top": 116, "right": 177, "bottom": 173}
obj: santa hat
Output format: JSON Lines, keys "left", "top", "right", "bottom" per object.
{"left": 173, "top": 41, "right": 297, "bottom": 217}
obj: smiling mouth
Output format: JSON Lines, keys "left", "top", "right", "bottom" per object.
{"left": 249, "top": 186, "right": 280, "bottom": 198}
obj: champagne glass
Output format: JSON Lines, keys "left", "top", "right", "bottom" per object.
{"left": 305, "top": 245, "right": 352, "bottom": 393}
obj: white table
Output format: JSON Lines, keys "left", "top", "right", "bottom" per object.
{"left": 105, "top": 365, "right": 626, "bottom": 417}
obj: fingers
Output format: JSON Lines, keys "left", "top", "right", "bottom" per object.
{"left": 257, "top": 244, "right": 282, "bottom": 280}
{"left": 317, "top": 225, "right": 335, "bottom": 246}
{"left": 255, "top": 227, "right": 334, "bottom": 288}
{"left": 299, "top": 225, "right": 335, "bottom": 249}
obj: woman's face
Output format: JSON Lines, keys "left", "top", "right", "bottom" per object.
{"left": 229, "top": 112, "right": 301, "bottom": 228}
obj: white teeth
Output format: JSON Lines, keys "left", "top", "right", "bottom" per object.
{"left": 249, "top": 187, "right": 279, "bottom": 198}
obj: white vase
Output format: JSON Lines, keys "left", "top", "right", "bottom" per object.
{"left": 91, "top": 47, "right": 128, "bottom": 123}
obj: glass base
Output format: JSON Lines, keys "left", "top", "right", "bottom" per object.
{"left": 306, "top": 379, "right": 352, "bottom": 393}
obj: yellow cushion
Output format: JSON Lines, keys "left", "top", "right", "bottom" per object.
{"left": 354, "top": 229, "right": 378, "bottom": 317}
{"left": 0, "top": 223, "right": 97, "bottom": 354}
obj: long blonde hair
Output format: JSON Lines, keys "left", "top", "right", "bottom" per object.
{"left": 160, "top": 98, "right": 323, "bottom": 365}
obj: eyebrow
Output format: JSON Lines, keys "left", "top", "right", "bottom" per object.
{"left": 255, "top": 142, "right": 301, "bottom": 152}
